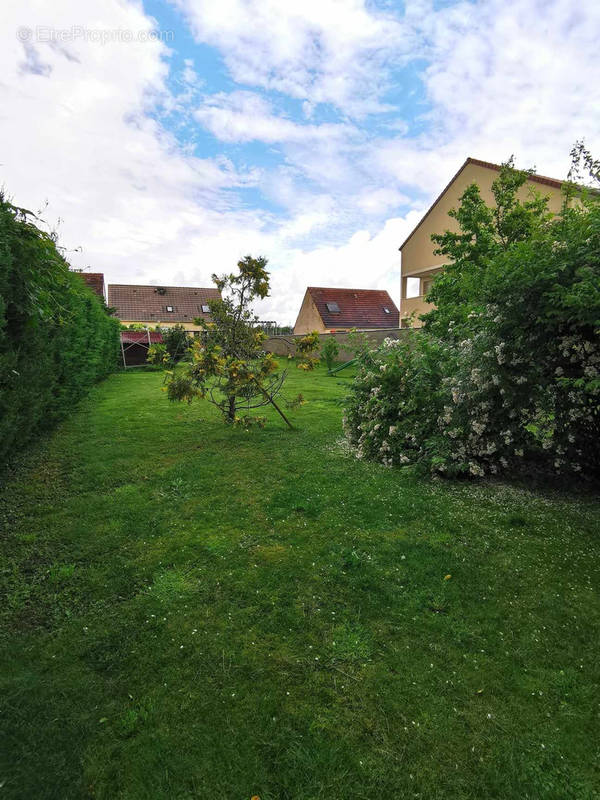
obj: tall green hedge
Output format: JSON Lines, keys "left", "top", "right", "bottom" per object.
{"left": 0, "top": 195, "right": 120, "bottom": 469}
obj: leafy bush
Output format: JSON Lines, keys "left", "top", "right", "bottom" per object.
{"left": 147, "top": 342, "right": 169, "bottom": 367}
{"left": 160, "top": 324, "right": 192, "bottom": 363}
{"left": 344, "top": 155, "right": 600, "bottom": 478}
{"left": 321, "top": 336, "right": 340, "bottom": 371}
{"left": 0, "top": 195, "right": 120, "bottom": 469}
{"left": 296, "top": 331, "right": 320, "bottom": 370}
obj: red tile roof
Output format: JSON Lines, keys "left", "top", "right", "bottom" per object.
{"left": 74, "top": 272, "right": 106, "bottom": 301}
{"left": 108, "top": 284, "right": 221, "bottom": 323}
{"left": 307, "top": 287, "right": 399, "bottom": 329}
{"left": 120, "top": 330, "right": 164, "bottom": 344}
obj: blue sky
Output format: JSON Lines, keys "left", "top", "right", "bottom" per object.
{"left": 3, "top": 0, "right": 600, "bottom": 323}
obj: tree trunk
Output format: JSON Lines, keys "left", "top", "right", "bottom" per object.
{"left": 228, "top": 395, "right": 236, "bottom": 422}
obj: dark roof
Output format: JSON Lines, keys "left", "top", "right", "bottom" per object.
{"left": 399, "top": 156, "right": 565, "bottom": 251}
{"left": 120, "top": 330, "right": 164, "bottom": 344}
{"left": 108, "top": 284, "right": 221, "bottom": 323}
{"left": 307, "top": 287, "right": 399, "bottom": 329}
{"left": 74, "top": 272, "right": 105, "bottom": 301}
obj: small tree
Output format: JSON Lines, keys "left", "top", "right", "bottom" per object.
{"left": 165, "top": 256, "right": 293, "bottom": 428}
{"left": 321, "top": 336, "right": 339, "bottom": 372}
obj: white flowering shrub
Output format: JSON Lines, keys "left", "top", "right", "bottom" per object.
{"left": 433, "top": 310, "right": 600, "bottom": 476}
{"left": 345, "top": 153, "right": 600, "bottom": 478}
{"left": 343, "top": 334, "right": 455, "bottom": 469}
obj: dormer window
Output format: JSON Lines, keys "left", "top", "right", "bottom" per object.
{"left": 166, "top": 305, "right": 174, "bottom": 312}
{"left": 326, "top": 302, "right": 340, "bottom": 313}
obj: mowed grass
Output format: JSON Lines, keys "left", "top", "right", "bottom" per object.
{"left": 1, "top": 363, "right": 599, "bottom": 800}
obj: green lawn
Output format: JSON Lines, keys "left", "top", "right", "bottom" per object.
{"left": 1, "top": 364, "right": 599, "bottom": 799}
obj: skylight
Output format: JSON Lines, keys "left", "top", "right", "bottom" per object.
{"left": 383, "top": 307, "right": 391, "bottom": 314}
{"left": 201, "top": 304, "right": 210, "bottom": 313}
{"left": 326, "top": 301, "right": 340, "bottom": 313}
{"left": 166, "top": 305, "right": 174, "bottom": 312}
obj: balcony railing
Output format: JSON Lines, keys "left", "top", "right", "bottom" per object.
{"left": 400, "top": 295, "right": 435, "bottom": 327}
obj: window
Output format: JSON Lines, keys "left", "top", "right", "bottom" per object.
{"left": 201, "top": 304, "right": 210, "bottom": 313}
{"left": 326, "top": 301, "right": 340, "bottom": 313}
{"left": 166, "top": 305, "right": 174, "bottom": 312}
{"left": 405, "top": 277, "right": 421, "bottom": 298}
{"left": 383, "top": 307, "right": 391, "bottom": 314}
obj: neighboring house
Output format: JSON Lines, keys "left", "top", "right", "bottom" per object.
{"left": 108, "top": 284, "right": 221, "bottom": 333}
{"left": 399, "top": 157, "right": 566, "bottom": 328}
{"left": 293, "top": 287, "right": 399, "bottom": 334}
{"left": 73, "top": 271, "right": 106, "bottom": 302}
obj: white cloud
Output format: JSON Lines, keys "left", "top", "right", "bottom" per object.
{"left": 1, "top": 1, "right": 265, "bottom": 280}
{"left": 373, "top": 0, "right": 600, "bottom": 193}
{"left": 172, "top": 0, "right": 410, "bottom": 115}
{"left": 194, "top": 90, "right": 353, "bottom": 144}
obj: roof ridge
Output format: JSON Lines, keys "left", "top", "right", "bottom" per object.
{"left": 399, "top": 156, "right": 565, "bottom": 251}
{"left": 108, "top": 283, "right": 218, "bottom": 290}
{"left": 307, "top": 286, "right": 392, "bottom": 293}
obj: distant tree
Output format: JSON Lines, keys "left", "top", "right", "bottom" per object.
{"left": 165, "top": 256, "right": 293, "bottom": 428}
{"left": 321, "top": 336, "right": 339, "bottom": 372}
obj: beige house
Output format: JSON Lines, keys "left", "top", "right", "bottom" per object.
{"left": 399, "top": 157, "right": 565, "bottom": 327}
{"left": 108, "top": 284, "right": 221, "bottom": 333}
{"left": 293, "top": 287, "right": 399, "bottom": 335}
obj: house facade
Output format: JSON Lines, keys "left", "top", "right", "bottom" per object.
{"left": 108, "top": 284, "right": 221, "bottom": 332}
{"left": 293, "top": 287, "right": 399, "bottom": 334}
{"left": 399, "top": 157, "right": 565, "bottom": 327}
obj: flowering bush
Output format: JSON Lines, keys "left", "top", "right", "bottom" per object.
{"left": 344, "top": 154, "right": 600, "bottom": 478}
{"left": 344, "top": 334, "right": 455, "bottom": 469}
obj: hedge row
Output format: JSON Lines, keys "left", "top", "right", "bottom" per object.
{"left": 0, "top": 195, "right": 120, "bottom": 469}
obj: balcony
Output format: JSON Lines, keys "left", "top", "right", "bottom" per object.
{"left": 400, "top": 295, "right": 435, "bottom": 328}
